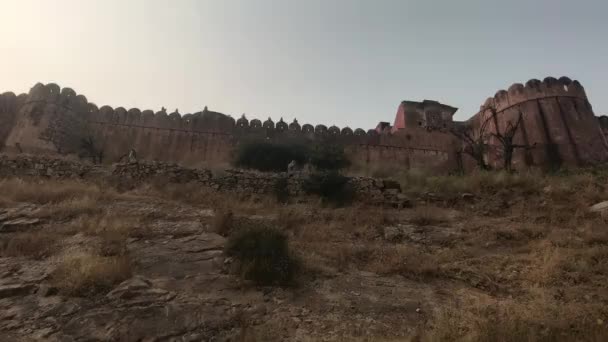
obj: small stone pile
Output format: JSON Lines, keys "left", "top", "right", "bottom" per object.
{"left": 349, "top": 177, "right": 410, "bottom": 208}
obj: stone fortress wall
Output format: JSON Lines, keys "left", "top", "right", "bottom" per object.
{"left": 1, "top": 77, "right": 606, "bottom": 173}
{"left": 470, "top": 77, "right": 608, "bottom": 169}
{"left": 0, "top": 83, "right": 456, "bottom": 173}
{"left": 599, "top": 115, "right": 608, "bottom": 138}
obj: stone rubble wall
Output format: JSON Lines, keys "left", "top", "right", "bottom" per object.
{"left": 112, "top": 161, "right": 409, "bottom": 206}
{"left": 0, "top": 155, "right": 408, "bottom": 207}
{"left": 0, "top": 155, "right": 92, "bottom": 178}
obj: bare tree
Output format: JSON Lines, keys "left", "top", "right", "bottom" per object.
{"left": 487, "top": 108, "right": 534, "bottom": 172}
{"left": 40, "top": 111, "right": 105, "bottom": 164}
{"left": 451, "top": 115, "right": 493, "bottom": 171}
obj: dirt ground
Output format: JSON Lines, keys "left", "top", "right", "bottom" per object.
{"left": 0, "top": 170, "right": 607, "bottom": 341}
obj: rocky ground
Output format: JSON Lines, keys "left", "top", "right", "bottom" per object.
{"left": 0, "top": 171, "right": 607, "bottom": 341}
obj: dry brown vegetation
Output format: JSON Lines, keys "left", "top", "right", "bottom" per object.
{"left": 1, "top": 164, "right": 607, "bottom": 340}
{"left": 50, "top": 251, "right": 132, "bottom": 296}
{"left": 0, "top": 177, "right": 135, "bottom": 297}
{"left": 0, "top": 231, "right": 59, "bottom": 259}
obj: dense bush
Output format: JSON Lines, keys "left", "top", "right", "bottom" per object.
{"left": 303, "top": 171, "right": 355, "bottom": 206}
{"left": 234, "top": 140, "right": 351, "bottom": 173}
{"left": 309, "top": 145, "right": 351, "bottom": 171}
{"left": 226, "top": 225, "right": 299, "bottom": 286}
{"left": 233, "top": 141, "right": 308, "bottom": 172}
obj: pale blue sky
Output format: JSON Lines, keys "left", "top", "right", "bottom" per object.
{"left": 1, "top": 0, "right": 607, "bottom": 129}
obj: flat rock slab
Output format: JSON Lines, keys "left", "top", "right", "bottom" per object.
{"left": 590, "top": 201, "right": 608, "bottom": 213}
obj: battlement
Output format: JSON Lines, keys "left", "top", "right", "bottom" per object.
{"left": 478, "top": 76, "right": 588, "bottom": 114}
{"left": 21, "top": 83, "right": 385, "bottom": 138}
{"left": 4, "top": 77, "right": 602, "bottom": 174}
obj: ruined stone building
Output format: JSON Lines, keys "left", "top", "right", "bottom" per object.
{"left": 0, "top": 76, "right": 607, "bottom": 173}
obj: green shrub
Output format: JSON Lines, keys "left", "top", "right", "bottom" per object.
{"left": 226, "top": 225, "right": 298, "bottom": 286}
{"left": 303, "top": 171, "right": 355, "bottom": 206}
{"left": 233, "top": 141, "right": 309, "bottom": 172}
{"left": 309, "top": 145, "right": 350, "bottom": 171}
{"left": 233, "top": 140, "right": 351, "bottom": 173}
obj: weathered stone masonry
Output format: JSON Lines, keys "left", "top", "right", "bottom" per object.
{"left": 468, "top": 77, "right": 608, "bottom": 169}
{"left": 1, "top": 77, "right": 607, "bottom": 173}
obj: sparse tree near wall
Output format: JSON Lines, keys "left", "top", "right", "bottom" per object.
{"left": 452, "top": 106, "right": 533, "bottom": 172}
{"left": 40, "top": 111, "right": 105, "bottom": 164}
{"left": 489, "top": 110, "right": 533, "bottom": 172}
{"left": 451, "top": 115, "right": 493, "bottom": 171}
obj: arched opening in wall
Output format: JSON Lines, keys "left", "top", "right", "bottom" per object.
{"left": 405, "top": 134, "right": 411, "bottom": 141}
{"left": 418, "top": 121, "right": 422, "bottom": 126}
{"left": 563, "top": 85, "right": 569, "bottom": 91}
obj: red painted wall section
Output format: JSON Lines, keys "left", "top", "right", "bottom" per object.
{"left": 392, "top": 102, "right": 407, "bottom": 131}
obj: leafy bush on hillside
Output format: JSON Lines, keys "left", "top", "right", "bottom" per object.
{"left": 234, "top": 141, "right": 309, "bottom": 172}
{"left": 303, "top": 171, "right": 355, "bottom": 206}
{"left": 309, "top": 144, "right": 351, "bottom": 171}
{"left": 226, "top": 225, "right": 299, "bottom": 286}
{"left": 233, "top": 140, "right": 351, "bottom": 173}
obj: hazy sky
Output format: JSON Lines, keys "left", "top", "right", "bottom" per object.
{"left": 1, "top": 0, "right": 607, "bottom": 129}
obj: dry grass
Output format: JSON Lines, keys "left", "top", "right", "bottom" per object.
{"left": 0, "top": 231, "right": 59, "bottom": 259}
{"left": 33, "top": 196, "right": 103, "bottom": 220}
{"left": 425, "top": 296, "right": 608, "bottom": 342}
{"left": 69, "top": 212, "right": 137, "bottom": 237}
{"left": 50, "top": 251, "right": 132, "bottom": 296}
{"left": 408, "top": 206, "right": 450, "bottom": 226}
{"left": 367, "top": 245, "right": 442, "bottom": 279}
{"left": 0, "top": 177, "right": 116, "bottom": 205}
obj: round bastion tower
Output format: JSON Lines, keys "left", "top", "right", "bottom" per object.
{"left": 471, "top": 77, "right": 608, "bottom": 170}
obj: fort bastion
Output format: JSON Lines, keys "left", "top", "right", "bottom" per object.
{"left": 0, "top": 76, "right": 606, "bottom": 173}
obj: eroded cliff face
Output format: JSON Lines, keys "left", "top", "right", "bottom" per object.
{"left": 471, "top": 77, "right": 608, "bottom": 169}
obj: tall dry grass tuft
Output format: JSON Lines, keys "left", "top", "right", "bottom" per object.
{"left": 34, "top": 196, "right": 103, "bottom": 220}
{"left": 409, "top": 206, "right": 449, "bottom": 226}
{"left": 0, "top": 177, "right": 116, "bottom": 205}
{"left": 0, "top": 231, "right": 59, "bottom": 259}
{"left": 425, "top": 297, "right": 608, "bottom": 342}
{"left": 50, "top": 251, "right": 132, "bottom": 296}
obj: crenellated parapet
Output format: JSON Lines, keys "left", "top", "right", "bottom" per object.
{"left": 479, "top": 77, "right": 588, "bottom": 114}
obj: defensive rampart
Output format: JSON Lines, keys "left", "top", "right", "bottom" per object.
{"left": 470, "top": 77, "right": 608, "bottom": 169}
{"left": 1, "top": 83, "right": 457, "bottom": 174}
{"left": 2, "top": 78, "right": 605, "bottom": 174}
